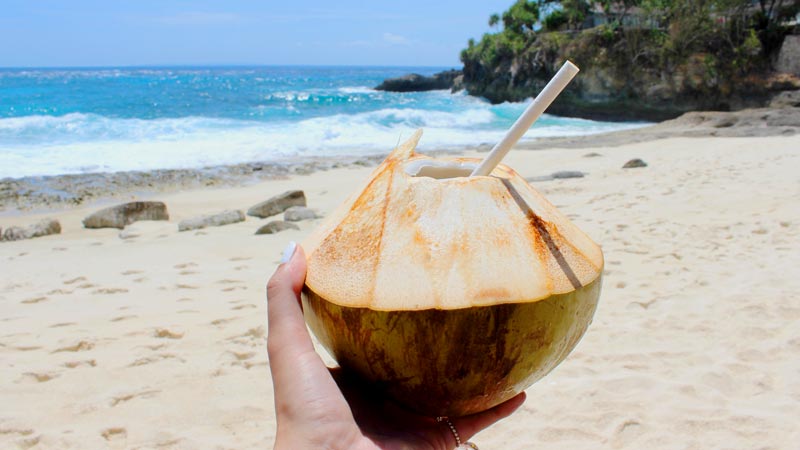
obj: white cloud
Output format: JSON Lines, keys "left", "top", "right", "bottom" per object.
{"left": 382, "top": 32, "right": 411, "bottom": 45}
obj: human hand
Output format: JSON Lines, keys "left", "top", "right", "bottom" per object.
{"left": 267, "top": 242, "right": 526, "bottom": 450}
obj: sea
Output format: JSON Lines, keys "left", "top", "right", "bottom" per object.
{"left": 0, "top": 66, "right": 646, "bottom": 179}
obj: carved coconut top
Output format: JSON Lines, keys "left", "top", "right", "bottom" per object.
{"left": 303, "top": 130, "right": 603, "bottom": 311}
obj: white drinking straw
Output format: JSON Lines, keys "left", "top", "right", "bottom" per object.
{"left": 470, "top": 61, "right": 580, "bottom": 177}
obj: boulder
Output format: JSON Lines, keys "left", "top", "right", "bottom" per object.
{"left": 770, "top": 90, "right": 800, "bottom": 108}
{"left": 247, "top": 190, "right": 306, "bottom": 218}
{"left": 255, "top": 220, "right": 300, "bottom": 235}
{"left": 623, "top": 159, "right": 648, "bottom": 169}
{"left": 83, "top": 201, "right": 169, "bottom": 229}
{"left": 178, "top": 210, "right": 245, "bottom": 232}
{"left": 2, "top": 218, "right": 61, "bottom": 241}
{"left": 551, "top": 170, "right": 585, "bottom": 179}
{"left": 375, "top": 70, "right": 463, "bottom": 92}
{"left": 284, "top": 206, "right": 317, "bottom": 222}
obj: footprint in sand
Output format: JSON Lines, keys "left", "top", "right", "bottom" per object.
{"left": 121, "top": 270, "right": 143, "bottom": 276}
{"left": 174, "top": 262, "right": 197, "bottom": 269}
{"left": 109, "top": 390, "right": 160, "bottom": 407}
{"left": 91, "top": 288, "right": 129, "bottom": 295}
{"left": 210, "top": 317, "right": 239, "bottom": 327}
{"left": 229, "top": 256, "right": 252, "bottom": 262}
{"left": 178, "top": 270, "right": 197, "bottom": 275}
{"left": 178, "top": 309, "right": 199, "bottom": 314}
{"left": 110, "top": 315, "right": 137, "bottom": 322}
{"left": 63, "top": 276, "right": 87, "bottom": 285}
{"left": 52, "top": 341, "right": 94, "bottom": 353}
{"left": 175, "top": 284, "right": 198, "bottom": 290}
{"left": 231, "top": 304, "right": 257, "bottom": 311}
{"left": 63, "top": 359, "right": 97, "bottom": 369}
{"left": 101, "top": 428, "right": 127, "bottom": 442}
{"left": 221, "top": 286, "right": 247, "bottom": 292}
{"left": 129, "top": 354, "right": 182, "bottom": 367}
{"left": 153, "top": 328, "right": 184, "bottom": 339}
{"left": 76, "top": 283, "right": 97, "bottom": 289}
{"left": 49, "top": 322, "right": 76, "bottom": 328}
{"left": 233, "top": 265, "right": 249, "bottom": 271}
{"left": 46, "top": 288, "right": 72, "bottom": 295}
{"left": 19, "top": 372, "right": 59, "bottom": 383}
{"left": 132, "top": 277, "right": 148, "bottom": 283}
{"left": 11, "top": 344, "right": 41, "bottom": 351}
{"left": 216, "top": 279, "right": 244, "bottom": 284}
{"left": 21, "top": 296, "right": 48, "bottom": 304}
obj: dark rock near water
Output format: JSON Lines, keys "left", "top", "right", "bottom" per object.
{"left": 552, "top": 170, "right": 585, "bottom": 179}
{"left": 622, "top": 159, "right": 648, "bottom": 169}
{"left": 375, "top": 70, "right": 463, "bottom": 92}
{"left": 284, "top": 206, "right": 317, "bottom": 222}
{"left": 178, "top": 210, "right": 245, "bottom": 232}
{"left": 255, "top": 220, "right": 300, "bottom": 235}
{"left": 83, "top": 201, "right": 169, "bottom": 229}
{"left": 525, "top": 170, "right": 585, "bottom": 183}
{"left": 2, "top": 218, "right": 61, "bottom": 241}
{"left": 248, "top": 190, "right": 306, "bottom": 218}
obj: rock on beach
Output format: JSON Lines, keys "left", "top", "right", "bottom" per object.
{"left": 2, "top": 218, "right": 61, "bottom": 242}
{"left": 623, "top": 158, "right": 648, "bottom": 169}
{"left": 284, "top": 206, "right": 317, "bottom": 222}
{"left": 255, "top": 220, "right": 300, "bottom": 235}
{"left": 178, "top": 210, "right": 245, "bottom": 232}
{"left": 247, "top": 190, "right": 306, "bottom": 218}
{"left": 83, "top": 201, "right": 169, "bottom": 229}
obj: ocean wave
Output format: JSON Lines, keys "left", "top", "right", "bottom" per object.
{"left": 0, "top": 108, "right": 646, "bottom": 179}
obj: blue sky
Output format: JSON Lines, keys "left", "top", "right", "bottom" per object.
{"left": 0, "top": 0, "right": 515, "bottom": 68}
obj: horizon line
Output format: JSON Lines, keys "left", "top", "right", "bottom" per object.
{"left": 0, "top": 62, "right": 463, "bottom": 71}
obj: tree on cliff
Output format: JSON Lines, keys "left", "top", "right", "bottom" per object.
{"left": 462, "top": 0, "right": 799, "bottom": 119}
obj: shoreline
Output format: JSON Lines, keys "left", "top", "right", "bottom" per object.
{"left": 2, "top": 104, "right": 798, "bottom": 214}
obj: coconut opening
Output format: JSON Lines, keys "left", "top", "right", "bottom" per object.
{"left": 404, "top": 160, "right": 477, "bottom": 180}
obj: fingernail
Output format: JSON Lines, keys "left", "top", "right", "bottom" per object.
{"left": 280, "top": 241, "right": 297, "bottom": 264}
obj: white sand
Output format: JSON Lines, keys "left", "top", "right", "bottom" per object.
{"left": 1, "top": 135, "right": 799, "bottom": 449}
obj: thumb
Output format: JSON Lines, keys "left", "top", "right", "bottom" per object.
{"left": 266, "top": 242, "right": 314, "bottom": 368}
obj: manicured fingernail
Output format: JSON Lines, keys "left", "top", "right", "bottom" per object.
{"left": 280, "top": 241, "right": 297, "bottom": 264}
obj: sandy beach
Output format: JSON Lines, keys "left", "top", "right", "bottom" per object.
{"left": 2, "top": 129, "right": 799, "bottom": 449}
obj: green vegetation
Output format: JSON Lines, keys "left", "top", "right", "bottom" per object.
{"left": 460, "top": 0, "right": 800, "bottom": 118}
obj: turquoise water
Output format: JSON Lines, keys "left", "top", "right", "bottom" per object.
{"left": 0, "top": 66, "right": 645, "bottom": 178}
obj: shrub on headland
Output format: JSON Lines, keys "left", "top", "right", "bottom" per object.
{"left": 460, "top": 0, "right": 800, "bottom": 121}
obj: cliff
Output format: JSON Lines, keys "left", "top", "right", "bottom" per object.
{"left": 459, "top": 26, "right": 800, "bottom": 122}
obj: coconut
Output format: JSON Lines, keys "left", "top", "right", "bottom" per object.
{"left": 302, "top": 130, "right": 603, "bottom": 416}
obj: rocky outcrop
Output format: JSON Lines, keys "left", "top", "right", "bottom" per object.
{"left": 776, "top": 35, "right": 800, "bottom": 76}
{"left": 375, "top": 70, "right": 463, "bottom": 92}
{"left": 284, "top": 206, "right": 317, "bottom": 222}
{"left": 178, "top": 210, "right": 245, "bottom": 232}
{"left": 460, "top": 30, "right": 800, "bottom": 122}
{"left": 770, "top": 90, "right": 800, "bottom": 108}
{"left": 83, "top": 201, "right": 169, "bottom": 229}
{"left": 255, "top": 220, "right": 300, "bottom": 235}
{"left": 2, "top": 218, "right": 61, "bottom": 241}
{"left": 247, "top": 191, "right": 306, "bottom": 219}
